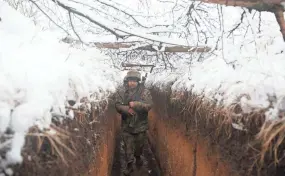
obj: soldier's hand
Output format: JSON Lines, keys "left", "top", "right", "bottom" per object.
{"left": 128, "top": 108, "right": 136, "bottom": 115}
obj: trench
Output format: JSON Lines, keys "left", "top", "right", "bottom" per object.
{"left": 109, "top": 109, "right": 235, "bottom": 176}
{"left": 16, "top": 90, "right": 281, "bottom": 176}
{"left": 110, "top": 113, "right": 161, "bottom": 176}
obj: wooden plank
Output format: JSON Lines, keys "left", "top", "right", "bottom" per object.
{"left": 94, "top": 42, "right": 211, "bottom": 53}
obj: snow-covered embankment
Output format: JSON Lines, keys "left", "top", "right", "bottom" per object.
{"left": 0, "top": 2, "right": 120, "bottom": 174}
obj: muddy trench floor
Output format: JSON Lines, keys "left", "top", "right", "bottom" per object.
{"left": 111, "top": 134, "right": 161, "bottom": 176}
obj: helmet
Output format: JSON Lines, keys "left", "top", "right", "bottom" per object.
{"left": 124, "top": 70, "right": 141, "bottom": 82}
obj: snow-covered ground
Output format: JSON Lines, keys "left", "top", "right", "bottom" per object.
{"left": 0, "top": 1, "right": 120, "bottom": 170}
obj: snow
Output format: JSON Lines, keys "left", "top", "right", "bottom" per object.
{"left": 147, "top": 4, "right": 285, "bottom": 122}
{"left": 5, "top": 168, "right": 13, "bottom": 176}
{"left": 0, "top": 1, "right": 120, "bottom": 171}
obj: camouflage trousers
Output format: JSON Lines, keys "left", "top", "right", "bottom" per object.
{"left": 120, "top": 131, "right": 147, "bottom": 175}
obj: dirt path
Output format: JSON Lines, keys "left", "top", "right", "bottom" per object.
{"left": 111, "top": 133, "right": 161, "bottom": 176}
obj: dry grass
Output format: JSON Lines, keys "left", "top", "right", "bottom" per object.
{"left": 153, "top": 86, "right": 285, "bottom": 175}
{"left": 256, "top": 119, "right": 285, "bottom": 166}
{"left": 27, "top": 125, "right": 76, "bottom": 166}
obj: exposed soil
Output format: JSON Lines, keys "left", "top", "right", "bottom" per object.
{"left": 13, "top": 103, "right": 119, "bottom": 176}
{"left": 148, "top": 89, "right": 285, "bottom": 176}
{"left": 148, "top": 110, "right": 237, "bottom": 176}
{"left": 88, "top": 106, "right": 120, "bottom": 176}
{"left": 11, "top": 89, "right": 285, "bottom": 176}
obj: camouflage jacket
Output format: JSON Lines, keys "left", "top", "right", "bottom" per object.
{"left": 114, "top": 84, "right": 153, "bottom": 134}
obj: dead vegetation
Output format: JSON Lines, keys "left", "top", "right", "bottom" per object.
{"left": 151, "top": 85, "right": 285, "bottom": 176}
{"left": 11, "top": 101, "right": 117, "bottom": 176}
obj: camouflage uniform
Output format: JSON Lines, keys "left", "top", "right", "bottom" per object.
{"left": 114, "top": 70, "right": 153, "bottom": 175}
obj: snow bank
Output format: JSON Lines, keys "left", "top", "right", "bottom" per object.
{"left": 0, "top": 1, "right": 120, "bottom": 170}
{"left": 148, "top": 7, "right": 285, "bottom": 121}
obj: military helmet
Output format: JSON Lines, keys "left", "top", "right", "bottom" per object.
{"left": 124, "top": 70, "right": 141, "bottom": 82}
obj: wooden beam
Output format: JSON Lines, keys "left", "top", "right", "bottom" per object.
{"left": 93, "top": 42, "right": 211, "bottom": 53}
{"left": 200, "top": 0, "right": 284, "bottom": 12}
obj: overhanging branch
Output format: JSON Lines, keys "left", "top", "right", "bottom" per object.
{"left": 29, "top": 0, "right": 70, "bottom": 35}
{"left": 200, "top": 0, "right": 284, "bottom": 12}
{"left": 50, "top": 0, "right": 124, "bottom": 39}
{"left": 199, "top": 0, "right": 285, "bottom": 41}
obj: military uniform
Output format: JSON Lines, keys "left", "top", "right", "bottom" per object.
{"left": 114, "top": 70, "right": 153, "bottom": 175}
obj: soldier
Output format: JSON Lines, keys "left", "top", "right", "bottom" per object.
{"left": 115, "top": 70, "right": 153, "bottom": 176}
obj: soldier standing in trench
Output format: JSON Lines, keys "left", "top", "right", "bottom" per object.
{"left": 115, "top": 70, "right": 153, "bottom": 176}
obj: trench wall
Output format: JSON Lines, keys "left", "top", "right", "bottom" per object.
{"left": 148, "top": 110, "right": 236, "bottom": 176}
{"left": 14, "top": 103, "right": 119, "bottom": 176}
{"left": 88, "top": 105, "right": 120, "bottom": 176}
{"left": 148, "top": 88, "right": 285, "bottom": 176}
{"left": 147, "top": 89, "right": 246, "bottom": 176}
{"left": 14, "top": 87, "right": 283, "bottom": 176}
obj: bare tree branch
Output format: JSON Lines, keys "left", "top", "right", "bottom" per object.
{"left": 114, "top": 27, "right": 207, "bottom": 47}
{"left": 68, "top": 0, "right": 131, "bottom": 27}
{"left": 49, "top": 0, "right": 124, "bottom": 39}
{"left": 68, "top": 12, "right": 83, "bottom": 43}
{"left": 227, "top": 10, "right": 246, "bottom": 37}
{"left": 198, "top": 0, "right": 285, "bottom": 41}
{"left": 29, "top": 0, "right": 70, "bottom": 35}
{"left": 94, "top": 0, "right": 149, "bottom": 28}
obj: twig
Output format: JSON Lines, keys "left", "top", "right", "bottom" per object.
{"left": 29, "top": 0, "right": 70, "bottom": 35}
{"left": 50, "top": 0, "right": 124, "bottom": 39}
{"left": 95, "top": 0, "right": 148, "bottom": 28}
{"left": 114, "top": 27, "right": 210, "bottom": 48}
{"left": 68, "top": 12, "right": 84, "bottom": 44}
{"left": 227, "top": 10, "right": 246, "bottom": 37}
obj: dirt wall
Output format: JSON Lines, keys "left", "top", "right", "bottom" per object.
{"left": 147, "top": 89, "right": 263, "bottom": 176}
{"left": 148, "top": 110, "right": 237, "bottom": 176}
{"left": 88, "top": 106, "right": 120, "bottom": 176}
{"left": 14, "top": 103, "right": 119, "bottom": 176}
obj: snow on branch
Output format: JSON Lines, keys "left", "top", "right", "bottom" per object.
{"left": 29, "top": 0, "right": 203, "bottom": 47}
{"left": 29, "top": 0, "right": 70, "bottom": 35}
{"left": 48, "top": 0, "right": 124, "bottom": 39}
{"left": 199, "top": 0, "right": 285, "bottom": 41}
